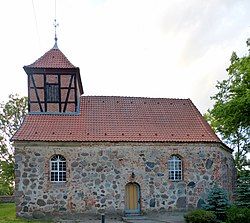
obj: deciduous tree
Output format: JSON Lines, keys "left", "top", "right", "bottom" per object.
{"left": 0, "top": 94, "right": 27, "bottom": 195}
{"left": 205, "top": 41, "right": 250, "bottom": 171}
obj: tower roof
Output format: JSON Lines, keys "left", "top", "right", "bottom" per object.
{"left": 26, "top": 46, "right": 76, "bottom": 69}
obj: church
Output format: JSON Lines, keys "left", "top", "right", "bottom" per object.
{"left": 13, "top": 39, "right": 235, "bottom": 219}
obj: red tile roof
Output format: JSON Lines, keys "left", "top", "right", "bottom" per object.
{"left": 13, "top": 96, "right": 221, "bottom": 143}
{"left": 26, "top": 47, "right": 76, "bottom": 69}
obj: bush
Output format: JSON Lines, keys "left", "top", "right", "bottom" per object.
{"left": 203, "top": 184, "right": 230, "bottom": 220}
{"left": 226, "top": 206, "right": 250, "bottom": 223}
{"left": 184, "top": 209, "right": 217, "bottom": 223}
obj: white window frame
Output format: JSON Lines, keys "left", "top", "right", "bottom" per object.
{"left": 50, "top": 155, "right": 66, "bottom": 182}
{"left": 168, "top": 155, "right": 182, "bottom": 181}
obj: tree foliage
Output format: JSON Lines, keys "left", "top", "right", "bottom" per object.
{"left": 235, "top": 170, "right": 250, "bottom": 208}
{"left": 0, "top": 94, "right": 27, "bottom": 195}
{"left": 205, "top": 43, "right": 250, "bottom": 171}
{"left": 203, "top": 184, "right": 230, "bottom": 220}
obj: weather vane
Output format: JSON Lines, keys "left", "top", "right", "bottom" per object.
{"left": 53, "top": 19, "right": 59, "bottom": 48}
{"left": 54, "top": 19, "right": 59, "bottom": 43}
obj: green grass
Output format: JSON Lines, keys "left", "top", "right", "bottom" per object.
{"left": 0, "top": 203, "right": 47, "bottom": 223}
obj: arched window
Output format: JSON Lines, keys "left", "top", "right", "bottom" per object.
{"left": 50, "top": 155, "right": 66, "bottom": 182}
{"left": 168, "top": 155, "right": 182, "bottom": 181}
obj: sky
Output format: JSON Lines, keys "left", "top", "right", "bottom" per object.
{"left": 0, "top": 0, "right": 250, "bottom": 114}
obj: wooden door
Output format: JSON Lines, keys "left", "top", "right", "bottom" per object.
{"left": 125, "top": 183, "right": 141, "bottom": 214}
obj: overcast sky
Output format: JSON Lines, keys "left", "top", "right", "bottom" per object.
{"left": 0, "top": 0, "right": 249, "bottom": 113}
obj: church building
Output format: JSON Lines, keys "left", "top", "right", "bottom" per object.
{"left": 13, "top": 40, "right": 235, "bottom": 219}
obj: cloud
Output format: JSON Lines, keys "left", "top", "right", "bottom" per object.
{"left": 162, "top": 0, "right": 250, "bottom": 65}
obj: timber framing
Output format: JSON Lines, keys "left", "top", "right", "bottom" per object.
{"left": 23, "top": 67, "right": 83, "bottom": 114}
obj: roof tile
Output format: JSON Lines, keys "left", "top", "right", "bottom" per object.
{"left": 27, "top": 47, "right": 76, "bottom": 68}
{"left": 13, "top": 96, "right": 221, "bottom": 143}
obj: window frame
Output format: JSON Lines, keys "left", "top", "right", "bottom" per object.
{"left": 168, "top": 155, "right": 182, "bottom": 181}
{"left": 50, "top": 154, "right": 66, "bottom": 182}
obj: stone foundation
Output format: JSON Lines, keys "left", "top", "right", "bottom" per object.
{"left": 14, "top": 142, "right": 235, "bottom": 218}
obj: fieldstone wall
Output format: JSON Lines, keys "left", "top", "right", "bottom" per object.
{"left": 14, "top": 142, "right": 235, "bottom": 218}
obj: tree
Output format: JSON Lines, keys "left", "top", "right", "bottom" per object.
{"left": 0, "top": 94, "right": 27, "bottom": 195}
{"left": 203, "top": 184, "right": 230, "bottom": 220}
{"left": 235, "top": 170, "right": 250, "bottom": 208}
{"left": 205, "top": 41, "right": 250, "bottom": 171}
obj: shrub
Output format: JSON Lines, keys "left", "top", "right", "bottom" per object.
{"left": 184, "top": 209, "right": 217, "bottom": 223}
{"left": 226, "top": 205, "right": 250, "bottom": 223}
{"left": 203, "top": 184, "right": 230, "bottom": 220}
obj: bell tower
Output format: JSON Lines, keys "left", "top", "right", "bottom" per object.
{"left": 24, "top": 41, "right": 83, "bottom": 113}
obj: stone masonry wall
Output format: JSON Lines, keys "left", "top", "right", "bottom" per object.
{"left": 14, "top": 142, "right": 235, "bottom": 218}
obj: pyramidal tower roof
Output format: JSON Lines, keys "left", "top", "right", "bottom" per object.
{"left": 26, "top": 43, "right": 76, "bottom": 69}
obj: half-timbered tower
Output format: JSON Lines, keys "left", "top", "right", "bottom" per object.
{"left": 23, "top": 42, "right": 83, "bottom": 113}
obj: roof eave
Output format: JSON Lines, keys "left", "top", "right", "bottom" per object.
{"left": 13, "top": 139, "right": 223, "bottom": 144}
{"left": 219, "top": 142, "right": 234, "bottom": 153}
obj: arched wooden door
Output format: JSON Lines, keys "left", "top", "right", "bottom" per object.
{"left": 125, "top": 182, "right": 141, "bottom": 215}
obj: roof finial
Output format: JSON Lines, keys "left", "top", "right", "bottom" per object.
{"left": 53, "top": 19, "right": 59, "bottom": 49}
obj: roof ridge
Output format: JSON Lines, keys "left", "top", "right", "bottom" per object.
{"left": 81, "top": 95, "right": 190, "bottom": 100}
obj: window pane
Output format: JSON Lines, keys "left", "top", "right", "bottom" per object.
{"left": 175, "top": 171, "right": 182, "bottom": 180}
{"left": 175, "top": 161, "right": 181, "bottom": 170}
{"left": 169, "top": 171, "right": 174, "bottom": 179}
{"left": 62, "top": 172, "right": 66, "bottom": 181}
{"left": 168, "top": 161, "right": 174, "bottom": 170}
{"left": 62, "top": 164, "right": 66, "bottom": 171}
{"left": 51, "top": 162, "right": 57, "bottom": 170}
{"left": 59, "top": 162, "right": 63, "bottom": 171}
{"left": 59, "top": 172, "right": 63, "bottom": 181}
{"left": 54, "top": 172, "right": 58, "bottom": 181}
{"left": 178, "top": 162, "right": 182, "bottom": 170}
{"left": 51, "top": 172, "right": 55, "bottom": 181}
{"left": 59, "top": 155, "right": 66, "bottom": 161}
{"left": 51, "top": 156, "right": 58, "bottom": 161}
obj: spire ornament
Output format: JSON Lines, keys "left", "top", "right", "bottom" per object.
{"left": 53, "top": 19, "right": 59, "bottom": 49}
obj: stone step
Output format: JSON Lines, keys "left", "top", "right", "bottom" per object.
{"left": 122, "top": 214, "right": 185, "bottom": 223}
{"left": 123, "top": 216, "right": 167, "bottom": 223}
{"left": 122, "top": 215, "right": 147, "bottom": 220}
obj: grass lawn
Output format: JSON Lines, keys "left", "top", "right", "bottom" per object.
{"left": 0, "top": 203, "right": 47, "bottom": 223}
